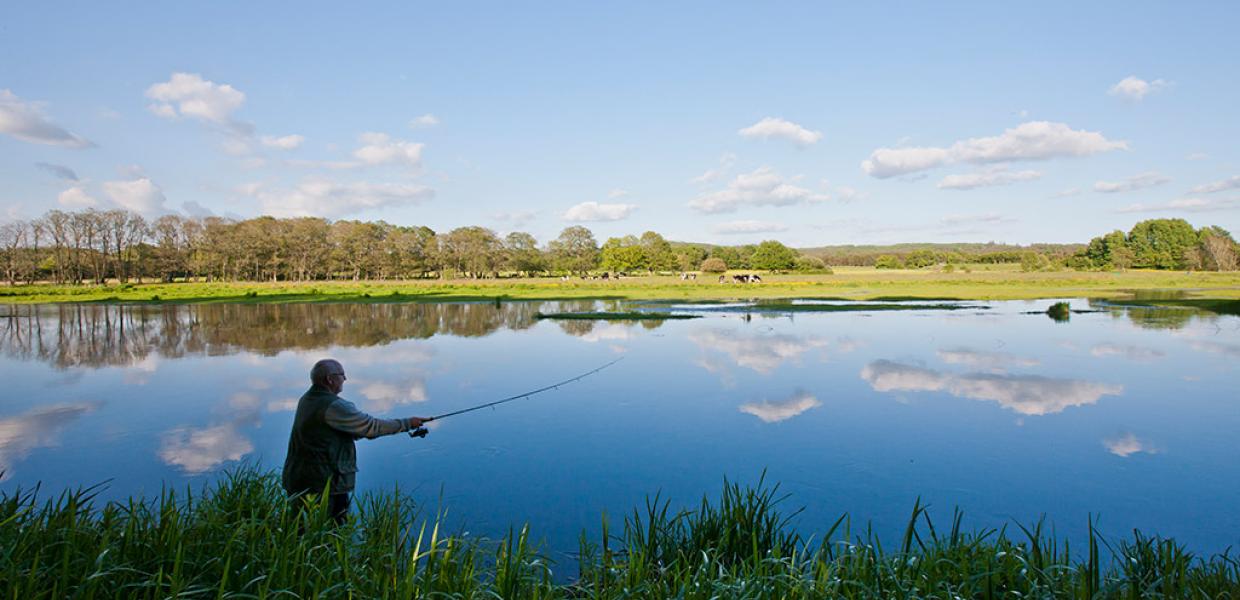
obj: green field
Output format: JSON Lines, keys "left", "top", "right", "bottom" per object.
{"left": 3, "top": 266, "right": 1240, "bottom": 308}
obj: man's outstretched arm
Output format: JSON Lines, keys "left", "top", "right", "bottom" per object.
{"left": 325, "top": 399, "right": 425, "bottom": 439}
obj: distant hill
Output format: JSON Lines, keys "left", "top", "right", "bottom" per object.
{"left": 669, "top": 240, "right": 1086, "bottom": 267}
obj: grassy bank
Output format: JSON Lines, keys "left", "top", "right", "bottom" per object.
{"left": 2, "top": 469, "right": 1236, "bottom": 598}
{"left": 3, "top": 266, "right": 1240, "bottom": 307}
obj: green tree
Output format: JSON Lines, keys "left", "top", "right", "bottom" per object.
{"left": 749, "top": 240, "right": 798, "bottom": 271}
{"left": 639, "top": 231, "right": 676, "bottom": 272}
{"left": 440, "top": 226, "right": 502, "bottom": 278}
{"left": 905, "top": 249, "right": 938, "bottom": 268}
{"left": 709, "top": 246, "right": 742, "bottom": 270}
{"left": 674, "top": 245, "right": 708, "bottom": 272}
{"left": 549, "top": 226, "right": 599, "bottom": 275}
{"left": 599, "top": 235, "right": 646, "bottom": 272}
{"left": 503, "top": 232, "right": 546, "bottom": 275}
{"left": 1127, "top": 218, "right": 1199, "bottom": 269}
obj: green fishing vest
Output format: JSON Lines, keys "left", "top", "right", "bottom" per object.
{"left": 282, "top": 386, "right": 359, "bottom": 495}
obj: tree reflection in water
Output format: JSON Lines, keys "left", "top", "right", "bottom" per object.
{"left": 0, "top": 301, "right": 624, "bottom": 370}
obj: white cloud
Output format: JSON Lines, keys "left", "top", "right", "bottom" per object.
{"left": 1116, "top": 197, "right": 1240, "bottom": 213}
{"left": 410, "top": 114, "right": 439, "bottom": 128}
{"left": 57, "top": 186, "right": 98, "bottom": 209}
{"left": 862, "top": 121, "right": 1126, "bottom": 178}
{"left": 158, "top": 423, "right": 253, "bottom": 474}
{"left": 1090, "top": 343, "right": 1165, "bottom": 361}
{"left": 352, "top": 132, "right": 424, "bottom": 169}
{"left": 0, "top": 89, "right": 94, "bottom": 148}
{"left": 562, "top": 201, "right": 636, "bottom": 222}
{"left": 492, "top": 210, "right": 537, "bottom": 227}
{"left": 219, "top": 137, "right": 253, "bottom": 156}
{"left": 938, "top": 213, "right": 1015, "bottom": 228}
{"left": 0, "top": 403, "right": 98, "bottom": 479}
{"left": 260, "top": 134, "right": 305, "bottom": 150}
{"left": 1185, "top": 153, "right": 1209, "bottom": 161}
{"left": 938, "top": 166, "right": 1042, "bottom": 190}
{"left": 36, "top": 162, "right": 79, "bottom": 181}
{"left": 860, "top": 360, "right": 1122, "bottom": 416}
{"left": 861, "top": 147, "right": 952, "bottom": 178}
{"left": 103, "top": 177, "right": 168, "bottom": 215}
{"left": 689, "top": 166, "right": 830, "bottom": 214}
{"left": 607, "top": 188, "right": 629, "bottom": 199}
{"left": 1108, "top": 76, "right": 1168, "bottom": 101}
{"left": 1053, "top": 187, "right": 1084, "bottom": 198}
{"left": 145, "top": 73, "right": 250, "bottom": 134}
{"left": 256, "top": 177, "right": 434, "bottom": 218}
{"left": 1104, "top": 433, "right": 1158, "bottom": 457}
{"left": 738, "top": 117, "right": 823, "bottom": 146}
{"left": 691, "top": 153, "right": 737, "bottom": 184}
{"left": 712, "top": 220, "right": 790, "bottom": 235}
{"left": 833, "top": 185, "right": 863, "bottom": 202}
{"left": 1093, "top": 172, "right": 1170, "bottom": 193}
{"left": 1189, "top": 175, "right": 1240, "bottom": 194}
{"left": 739, "top": 390, "right": 822, "bottom": 423}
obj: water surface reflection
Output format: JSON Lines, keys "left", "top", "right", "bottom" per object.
{"left": 1, "top": 299, "right": 1237, "bottom": 558}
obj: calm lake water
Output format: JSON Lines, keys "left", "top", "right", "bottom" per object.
{"left": 2, "top": 299, "right": 1238, "bottom": 559}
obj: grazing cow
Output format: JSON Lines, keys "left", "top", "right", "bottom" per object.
{"left": 732, "top": 274, "right": 750, "bottom": 284}
{"left": 601, "top": 272, "right": 610, "bottom": 280}
{"left": 718, "top": 275, "right": 727, "bottom": 284}
{"left": 750, "top": 274, "right": 762, "bottom": 283}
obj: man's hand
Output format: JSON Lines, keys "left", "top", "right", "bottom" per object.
{"left": 407, "top": 416, "right": 427, "bottom": 429}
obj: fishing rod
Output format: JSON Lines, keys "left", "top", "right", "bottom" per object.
{"left": 408, "top": 357, "right": 622, "bottom": 438}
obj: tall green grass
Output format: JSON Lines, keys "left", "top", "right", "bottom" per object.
{"left": 2, "top": 467, "right": 1236, "bottom": 598}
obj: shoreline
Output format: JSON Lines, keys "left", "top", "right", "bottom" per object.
{"left": 3, "top": 268, "right": 1240, "bottom": 308}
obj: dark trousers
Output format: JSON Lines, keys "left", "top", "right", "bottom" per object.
{"left": 327, "top": 493, "right": 350, "bottom": 525}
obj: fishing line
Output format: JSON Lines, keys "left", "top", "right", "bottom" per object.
{"left": 408, "top": 357, "right": 622, "bottom": 437}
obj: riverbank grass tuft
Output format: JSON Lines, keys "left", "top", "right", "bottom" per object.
{"left": 1, "top": 467, "right": 1237, "bottom": 598}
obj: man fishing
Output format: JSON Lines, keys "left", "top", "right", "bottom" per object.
{"left": 282, "top": 358, "right": 429, "bottom": 524}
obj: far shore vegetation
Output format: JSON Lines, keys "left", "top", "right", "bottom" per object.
{"left": 2, "top": 467, "right": 1237, "bottom": 598}
{"left": 3, "top": 209, "right": 1238, "bottom": 315}
{"left": 4, "top": 268, "right": 1239, "bottom": 314}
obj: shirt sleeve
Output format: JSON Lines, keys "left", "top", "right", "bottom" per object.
{"left": 324, "top": 399, "right": 411, "bottom": 439}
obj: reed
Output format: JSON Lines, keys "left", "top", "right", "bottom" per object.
{"left": 2, "top": 467, "right": 1237, "bottom": 598}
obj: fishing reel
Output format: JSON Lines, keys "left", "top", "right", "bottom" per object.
{"left": 409, "top": 427, "right": 429, "bottom": 438}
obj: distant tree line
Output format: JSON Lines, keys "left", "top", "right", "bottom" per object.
{"left": 810, "top": 219, "right": 1238, "bottom": 272}
{"left": 1070, "top": 218, "right": 1238, "bottom": 271}
{"left": 0, "top": 209, "right": 823, "bottom": 285}
{"left": 1, "top": 211, "right": 1233, "bottom": 285}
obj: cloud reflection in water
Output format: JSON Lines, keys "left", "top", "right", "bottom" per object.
{"left": 860, "top": 360, "right": 1123, "bottom": 416}
{"left": 0, "top": 403, "right": 99, "bottom": 479}
{"left": 1104, "top": 433, "right": 1159, "bottom": 457}
{"left": 739, "top": 390, "right": 822, "bottom": 423}
{"left": 690, "top": 328, "right": 827, "bottom": 375}
{"left": 158, "top": 424, "right": 255, "bottom": 474}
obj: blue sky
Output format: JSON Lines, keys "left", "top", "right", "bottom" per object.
{"left": 2, "top": 1, "right": 1238, "bottom": 246}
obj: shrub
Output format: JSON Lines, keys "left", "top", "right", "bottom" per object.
{"left": 874, "top": 255, "right": 904, "bottom": 269}
{"left": 794, "top": 255, "right": 830, "bottom": 273}
{"left": 700, "top": 257, "right": 728, "bottom": 273}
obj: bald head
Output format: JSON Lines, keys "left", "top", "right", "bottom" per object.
{"left": 311, "top": 359, "right": 346, "bottom": 391}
